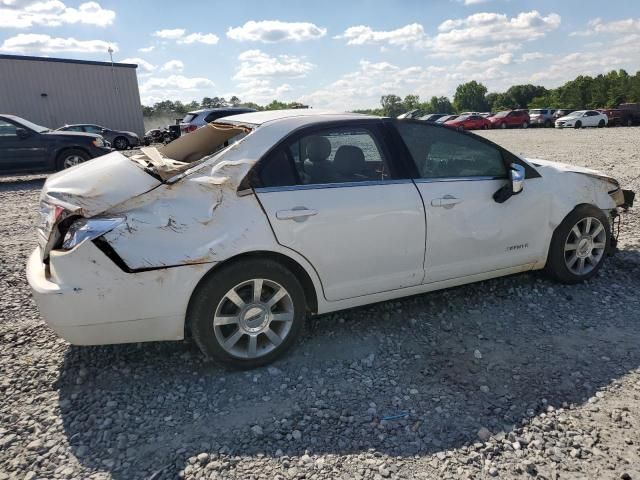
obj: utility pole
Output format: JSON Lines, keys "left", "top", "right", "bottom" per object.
{"left": 108, "top": 46, "right": 119, "bottom": 94}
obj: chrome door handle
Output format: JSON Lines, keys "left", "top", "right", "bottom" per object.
{"left": 431, "top": 195, "right": 462, "bottom": 209}
{"left": 276, "top": 207, "right": 318, "bottom": 221}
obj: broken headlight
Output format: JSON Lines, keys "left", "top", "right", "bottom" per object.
{"left": 62, "top": 217, "right": 124, "bottom": 250}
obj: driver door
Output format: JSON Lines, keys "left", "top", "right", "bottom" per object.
{"left": 393, "top": 122, "right": 549, "bottom": 283}
{"left": 0, "top": 119, "right": 45, "bottom": 171}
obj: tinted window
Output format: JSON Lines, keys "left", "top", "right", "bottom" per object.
{"left": 259, "top": 126, "right": 391, "bottom": 187}
{"left": 83, "top": 125, "right": 104, "bottom": 133}
{"left": 0, "top": 120, "right": 17, "bottom": 137}
{"left": 66, "top": 126, "right": 84, "bottom": 132}
{"left": 396, "top": 123, "right": 506, "bottom": 179}
{"left": 182, "top": 113, "right": 198, "bottom": 123}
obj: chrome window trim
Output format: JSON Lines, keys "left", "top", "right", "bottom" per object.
{"left": 254, "top": 178, "right": 413, "bottom": 193}
{"left": 414, "top": 176, "right": 506, "bottom": 183}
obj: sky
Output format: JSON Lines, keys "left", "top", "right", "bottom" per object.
{"left": 1, "top": 0, "right": 639, "bottom": 109}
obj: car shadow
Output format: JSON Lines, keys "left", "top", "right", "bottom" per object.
{"left": 57, "top": 250, "right": 640, "bottom": 479}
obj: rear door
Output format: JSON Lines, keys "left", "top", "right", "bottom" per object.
{"left": 393, "top": 121, "right": 549, "bottom": 283}
{"left": 253, "top": 120, "right": 426, "bottom": 301}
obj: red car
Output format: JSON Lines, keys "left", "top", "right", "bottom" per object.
{"left": 489, "top": 110, "right": 530, "bottom": 129}
{"left": 443, "top": 114, "right": 491, "bottom": 131}
{"left": 597, "top": 108, "right": 633, "bottom": 127}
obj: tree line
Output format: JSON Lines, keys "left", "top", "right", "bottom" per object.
{"left": 142, "top": 69, "right": 640, "bottom": 119}
{"left": 142, "top": 96, "right": 308, "bottom": 118}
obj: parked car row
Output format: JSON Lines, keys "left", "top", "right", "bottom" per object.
{"left": 408, "top": 103, "right": 640, "bottom": 131}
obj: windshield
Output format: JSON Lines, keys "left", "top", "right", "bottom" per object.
{"left": 494, "top": 111, "right": 509, "bottom": 118}
{"left": 181, "top": 113, "right": 198, "bottom": 123}
{"left": 8, "top": 115, "right": 49, "bottom": 133}
{"left": 454, "top": 115, "right": 470, "bottom": 121}
{"left": 565, "top": 111, "right": 585, "bottom": 117}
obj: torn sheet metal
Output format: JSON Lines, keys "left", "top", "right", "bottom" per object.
{"left": 42, "top": 152, "right": 161, "bottom": 217}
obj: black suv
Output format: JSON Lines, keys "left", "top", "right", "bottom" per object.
{"left": 0, "top": 114, "right": 113, "bottom": 174}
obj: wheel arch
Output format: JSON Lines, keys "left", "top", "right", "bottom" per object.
{"left": 184, "top": 250, "right": 320, "bottom": 339}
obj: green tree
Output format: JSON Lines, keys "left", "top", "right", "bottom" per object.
{"left": 380, "top": 94, "right": 404, "bottom": 117}
{"left": 453, "top": 81, "right": 489, "bottom": 112}
{"left": 426, "top": 96, "right": 453, "bottom": 113}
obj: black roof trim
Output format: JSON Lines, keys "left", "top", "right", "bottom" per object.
{"left": 0, "top": 54, "right": 137, "bottom": 69}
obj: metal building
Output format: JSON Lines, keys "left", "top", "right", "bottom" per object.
{"left": 0, "top": 54, "right": 144, "bottom": 136}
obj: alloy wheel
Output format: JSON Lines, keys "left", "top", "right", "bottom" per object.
{"left": 564, "top": 217, "right": 607, "bottom": 276}
{"left": 63, "top": 155, "right": 84, "bottom": 168}
{"left": 213, "top": 278, "right": 295, "bottom": 359}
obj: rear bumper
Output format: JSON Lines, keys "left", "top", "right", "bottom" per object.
{"left": 26, "top": 242, "right": 213, "bottom": 345}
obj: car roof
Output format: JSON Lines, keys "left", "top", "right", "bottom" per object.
{"left": 216, "top": 109, "right": 381, "bottom": 126}
{"left": 187, "top": 107, "right": 257, "bottom": 115}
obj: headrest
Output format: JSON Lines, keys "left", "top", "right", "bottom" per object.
{"left": 334, "top": 145, "right": 365, "bottom": 175}
{"left": 305, "top": 136, "right": 332, "bottom": 163}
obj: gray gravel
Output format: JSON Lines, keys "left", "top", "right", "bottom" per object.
{"left": 1, "top": 128, "right": 639, "bottom": 480}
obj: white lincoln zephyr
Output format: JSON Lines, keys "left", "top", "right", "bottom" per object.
{"left": 27, "top": 110, "right": 635, "bottom": 368}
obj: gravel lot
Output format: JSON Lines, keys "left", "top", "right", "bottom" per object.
{"left": 1, "top": 128, "right": 639, "bottom": 480}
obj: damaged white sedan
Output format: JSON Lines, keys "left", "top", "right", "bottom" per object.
{"left": 27, "top": 110, "right": 635, "bottom": 368}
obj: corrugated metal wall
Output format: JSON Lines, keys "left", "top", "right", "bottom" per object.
{"left": 0, "top": 56, "right": 145, "bottom": 136}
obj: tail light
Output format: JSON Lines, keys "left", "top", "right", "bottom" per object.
{"left": 187, "top": 124, "right": 197, "bottom": 133}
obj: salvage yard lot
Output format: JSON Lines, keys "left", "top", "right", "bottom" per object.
{"left": 0, "top": 128, "right": 639, "bottom": 479}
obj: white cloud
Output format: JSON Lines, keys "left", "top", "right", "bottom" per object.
{"left": 336, "top": 23, "right": 426, "bottom": 49}
{"left": 153, "top": 28, "right": 219, "bottom": 45}
{"left": 153, "top": 28, "right": 185, "bottom": 40}
{"left": 0, "top": 33, "right": 117, "bottom": 53}
{"left": 138, "top": 45, "right": 155, "bottom": 53}
{"left": 0, "top": 1, "right": 115, "bottom": 28}
{"left": 530, "top": 36, "right": 640, "bottom": 84}
{"left": 160, "top": 59, "right": 184, "bottom": 72}
{"left": 337, "top": 11, "right": 560, "bottom": 57}
{"left": 228, "top": 78, "right": 293, "bottom": 103}
{"left": 517, "top": 51, "right": 551, "bottom": 63}
{"left": 139, "top": 74, "right": 215, "bottom": 104}
{"left": 463, "top": 0, "right": 491, "bottom": 4}
{"left": 234, "top": 49, "right": 314, "bottom": 80}
{"left": 227, "top": 20, "right": 326, "bottom": 43}
{"left": 430, "top": 10, "right": 561, "bottom": 57}
{"left": 570, "top": 17, "right": 640, "bottom": 37}
{"left": 178, "top": 32, "right": 219, "bottom": 45}
{"left": 121, "top": 57, "right": 155, "bottom": 72}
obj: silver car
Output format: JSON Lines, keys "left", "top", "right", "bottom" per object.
{"left": 179, "top": 107, "right": 256, "bottom": 135}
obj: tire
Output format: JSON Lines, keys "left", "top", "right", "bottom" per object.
{"left": 500, "top": 122, "right": 506, "bottom": 129}
{"left": 574, "top": 120, "right": 582, "bottom": 129}
{"left": 598, "top": 119, "right": 605, "bottom": 128}
{"left": 544, "top": 205, "right": 611, "bottom": 284}
{"left": 457, "top": 125, "right": 465, "bottom": 132}
{"left": 188, "top": 259, "right": 307, "bottom": 368}
{"left": 627, "top": 118, "right": 633, "bottom": 127}
{"left": 483, "top": 124, "right": 489, "bottom": 130}
{"left": 113, "top": 136, "right": 129, "bottom": 150}
{"left": 56, "top": 149, "right": 89, "bottom": 170}
{"left": 522, "top": 121, "right": 529, "bottom": 129}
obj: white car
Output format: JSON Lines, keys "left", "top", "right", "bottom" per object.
{"left": 27, "top": 110, "right": 635, "bottom": 368}
{"left": 555, "top": 110, "right": 608, "bottom": 129}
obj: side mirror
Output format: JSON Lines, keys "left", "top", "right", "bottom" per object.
{"left": 16, "top": 128, "right": 30, "bottom": 139}
{"left": 493, "top": 163, "right": 525, "bottom": 203}
{"left": 511, "top": 163, "right": 525, "bottom": 194}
